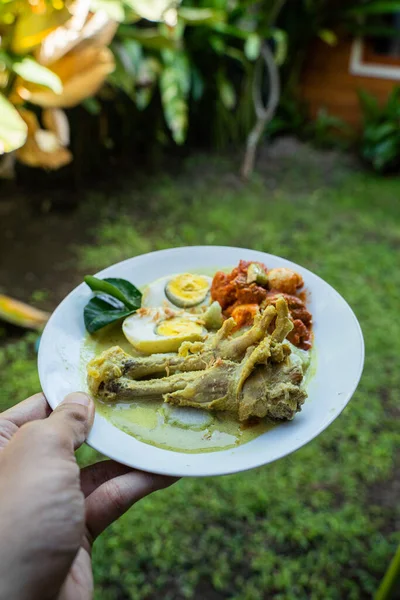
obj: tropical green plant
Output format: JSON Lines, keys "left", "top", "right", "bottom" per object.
{"left": 0, "top": 0, "right": 288, "bottom": 177}
{"left": 107, "top": 0, "right": 288, "bottom": 149}
{"left": 358, "top": 87, "right": 400, "bottom": 173}
{"left": 3, "top": 0, "right": 400, "bottom": 179}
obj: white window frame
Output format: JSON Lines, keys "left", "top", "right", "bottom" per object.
{"left": 349, "top": 37, "right": 400, "bottom": 80}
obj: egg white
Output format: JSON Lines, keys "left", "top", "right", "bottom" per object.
{"left": 123, "top": 307, "right": 207, "bottom": 354}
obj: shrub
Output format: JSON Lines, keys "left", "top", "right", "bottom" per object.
{"left": 358, "top": 87, "right": 400, "bottom": 173}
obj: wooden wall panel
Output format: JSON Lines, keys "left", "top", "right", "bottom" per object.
{"left": 300, "top": 38, "right": 399, "bottom": 128}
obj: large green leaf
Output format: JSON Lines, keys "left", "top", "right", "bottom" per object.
{"left": 137, "top": 56, "right": 162, "bottom": 86}
{"left": 364, "top": 122, "right": 398, "bottom": 143}
{"left": 191, "top": 66, "right": 204, "bottom": 101}
{"left": 358, "top": 89, "right": 381, "bottom": 121}
{"left": 120, "top": 39, "right": 143, "bottom": 75}
{"left": 103, "top": 277, "right": 142, "bottom": 307}
{"left": 271, "top": 29, "right": 288, "bottom": 66}
{"left": 12, "top": 57, "right": 62, "bottom": 94}
{"left": 370, "top": 137, "right": 400, "bottom": 172}
{"left": 318, "top": 29, "right": 338, "bottom": 46}
{"left": 110, "top": 40, "right": 157, "bottom": 99}
{"left": 0, "top": 49, "right": 12, "bottom": 70}
{"left": 84, "top": 296, "right": 135, "bottom": 333}
{"left": 178, "top": 7, "right": 225, "bottom": 25}
{"left": 118, "top": 25, "right": 178, "bottom": 50}
{"left": 83, "top": 275, "right": 142, "bottom": 333}
{"left": 0, "top": 94, "right": 28, "bottom": 154}
{"left": 136, "top": 87, "right": 154, "bottom": 110}
{"left": 90, "top": 0, "right": 126, "bottom": 22}
{"left": 82, "top": 97, "right": 102, "bottom": 115}
{"left": 244, "top": 33, "right": 261, "bottom": 61}
{"left": 386, "top": 86, "right": 400, "bottom": 120}
{"left": 218, "top": 73, "right": 236, "bottom": 109}
{"left": 160, "top": 51, "right": 190, "bottom": 144}
{"left": 224, "top": 46, "right": 247, "bottom": 65}
{"left": 347, "top": 1, "right": 400, "bottom": 15}
{"left": 108, "top": 56, "right": 134, "bottom": 96}
{"left": 212, "top": 23, "right": 251, "bottom": 40}
{"left": 124, "top": 0, "right": 178, "bottom": 22}
{"left": 112, "top": 40, "right": 142, "bottom": 78}
{"left": 84, "top": 275, "right": 142, "bottom": 309}
{"left": 210, "top": 35, "right": 226, "bottom": 54}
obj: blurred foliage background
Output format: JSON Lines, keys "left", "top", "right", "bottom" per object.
{"left": 2, "top": 0, "right": 400, "bottom": 178}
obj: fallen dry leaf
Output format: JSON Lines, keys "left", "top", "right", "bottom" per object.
{"left": 17, "top": 46, "right": 115, "bottom": 108}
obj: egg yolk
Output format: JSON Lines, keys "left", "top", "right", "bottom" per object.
{"left": 156, "top": 317, "right": 205, "bottom": 338}
{"left": 165, "top": 273, "right": 210, "bottom": 308}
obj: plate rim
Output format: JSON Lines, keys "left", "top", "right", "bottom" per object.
{"left": 38, "top": 245, "right": 365, "bottom": 477}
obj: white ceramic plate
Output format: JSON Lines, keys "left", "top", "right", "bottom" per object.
{"left": 38, "top": 246, "right": 364, "bottom": 477}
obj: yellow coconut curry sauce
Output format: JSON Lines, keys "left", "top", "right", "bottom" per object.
{"left": 81, "top": 324, "right": 279, "bottom": 453}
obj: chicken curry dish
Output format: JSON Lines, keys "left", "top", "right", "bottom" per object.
{"left": 82, "top": 261, "right": 314, "bottom": 453}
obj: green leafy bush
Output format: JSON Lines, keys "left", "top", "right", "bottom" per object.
{"left": 358, "top": 87, "right": 400, "bottom": 173}
{"left": 0, "top": 0, "right": 289, "bottom": 177}
{"left": 107, "top": 0, "right": 287, "bottom": 148}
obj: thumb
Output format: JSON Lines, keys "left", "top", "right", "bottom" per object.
{"left": 44, "top": 392, "right": 95, "bottom": 452}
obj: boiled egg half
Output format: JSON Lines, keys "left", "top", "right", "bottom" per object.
{"left": 142, "top": 273, "right": 212, "bottom": 311}
{"left": 123, "top": 308, "right": 207, "bottom": 354}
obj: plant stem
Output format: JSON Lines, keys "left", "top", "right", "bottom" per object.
{"left": 375, "top": 543, "right": 400, "bottom": 600}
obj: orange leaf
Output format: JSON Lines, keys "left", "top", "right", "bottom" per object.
{"left": 11, "top": 5, "right": 71, "bottom": 54}
{"left": 18, "top": 46, "right": 115, "bottom": 108}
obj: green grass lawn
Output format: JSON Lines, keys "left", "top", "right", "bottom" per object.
{"left": 1, "top": 151, "right": 399, "bottom": 599}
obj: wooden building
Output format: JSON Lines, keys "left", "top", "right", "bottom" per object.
{"left": 300, "top": 35, "right": 400, "bottom": 128}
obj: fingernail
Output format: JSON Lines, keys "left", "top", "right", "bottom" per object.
{"left": 62, "top": 392, "right": 91, "bottom": 407}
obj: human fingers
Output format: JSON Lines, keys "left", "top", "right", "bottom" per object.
{"left": 80, "top": 460, "right": 133, "bottom": 497}
{"left": 0, "top": 393, "right": 51, "bottom": 451}
{"left": 39, "top": 392, "right": 95, "bottom": 453}
{"left": 0, "top": 392, "right": 51, "bottom": 425}
{"left": 85, "top": 470, "right": 178, "bottom": 540}
{"left": 0, "top": 393, "right": 95, "bottom": 600}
